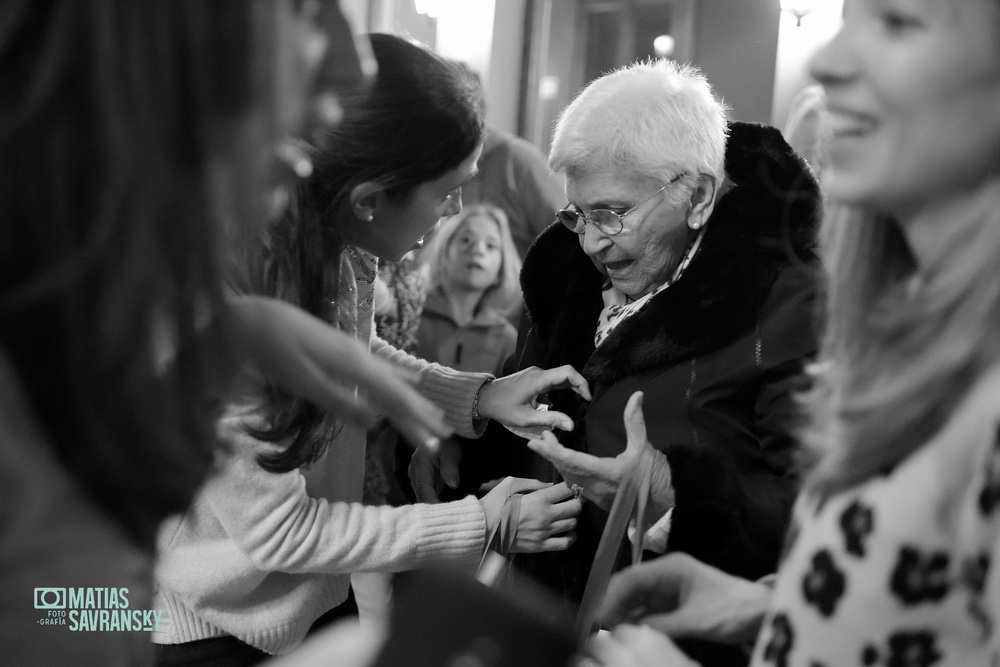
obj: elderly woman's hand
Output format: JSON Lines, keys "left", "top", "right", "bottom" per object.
{"left": 476, "top": 365, "right": 592, "bottom": 433}
{"left": 527, "top": 392, "right": 672, "bottom": 516}
{"left": 597, "top": 552, "right": 771, "bottom": 646}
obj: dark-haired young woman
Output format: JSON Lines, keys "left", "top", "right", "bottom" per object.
{"left": 152, "top": 34, "right": 588, "bottom": 662}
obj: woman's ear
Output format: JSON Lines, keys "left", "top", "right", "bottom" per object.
{"left": 686, "top": 173, "right": 720, "bottom": 230}
{"left": 349, "top": 182, "right": 382, "bottom": 222}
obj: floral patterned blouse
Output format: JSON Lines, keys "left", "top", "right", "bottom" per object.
{"left": 751, "top": 366, "right": 1000, "bottom": 667}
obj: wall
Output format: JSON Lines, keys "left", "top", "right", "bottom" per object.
{"left": 486, "top": 0, "right": 527, "bottom": 134}
{"left": 771, "top": 0, "right": 843, "bottom": 129}
{"left": 693, "top": 0, "right": 780, "bottom": 123}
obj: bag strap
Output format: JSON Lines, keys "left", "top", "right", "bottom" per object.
{"left": 574, "top": 447, "right": 656, "bottom": 644}
{"left": 477, "top": 493, "right": 522, "bottom": 586}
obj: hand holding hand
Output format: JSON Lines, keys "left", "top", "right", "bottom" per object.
{"left": 408, "top": 437, "right": 462, "bottom": 502}
{"left": 477, "top": 365, "right": 591, "bottom": 435}
{"left": 527, "top": 392, "right": 672, "bottom": 515}
{"left": 597, "top": 552, "right": 771, "bottom": 646}
{"left": 480, "top": 478, "right": 582, "bottom": 553}
{"left": 510, "top": 481, "right": 581, "bottom": 553}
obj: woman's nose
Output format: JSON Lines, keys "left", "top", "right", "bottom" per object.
{"left": 808, "top": 22, "right": 855, "bottom": 86}
{"left": 580, "top": 221, "right": 612, "bottom": 256}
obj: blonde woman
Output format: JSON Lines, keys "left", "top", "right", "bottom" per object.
{"left": 594, "top": 1, "right": 1000, "bottom": 665}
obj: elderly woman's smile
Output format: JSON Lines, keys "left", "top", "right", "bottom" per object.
{"left": 566, "top": 169, "right": 698, "bottom": 300}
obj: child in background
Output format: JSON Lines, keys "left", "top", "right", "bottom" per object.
{"left": 417, "top": 205, "right": 522, "bottom": 376}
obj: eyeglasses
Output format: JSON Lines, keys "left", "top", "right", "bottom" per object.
{"left": 556, "top": 173, "right": 685, "bottom": 236}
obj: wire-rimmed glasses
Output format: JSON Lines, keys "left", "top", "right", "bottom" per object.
{"left": 556, "top": 172, "right": 685, "bottom": 236}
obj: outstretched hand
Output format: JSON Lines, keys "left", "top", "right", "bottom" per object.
{"left": 476, "top": 365, "right": 591, "bottom": 436}
{"left": 228, "top": 295, "right": 453, "bottom": 452}
{"left": 527, "top": 392, "right": 672, "bottom": 516}
{"left": 597, "top": 552, "right": 771, "bottom": 646}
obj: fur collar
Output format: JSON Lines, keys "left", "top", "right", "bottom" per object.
{"left": 519, "top": 121, "right": 821, "bottom": 385}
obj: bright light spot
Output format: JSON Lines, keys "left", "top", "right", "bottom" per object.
{"left": 653, "top": 34, "right": 675, "bottom": 58}
{"left": 538, "top": 75, "right": 560, "bottom": 101}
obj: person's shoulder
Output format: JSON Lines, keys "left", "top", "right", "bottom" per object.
{"left": 488, "top": 126, "right": 547, "bottom": 161}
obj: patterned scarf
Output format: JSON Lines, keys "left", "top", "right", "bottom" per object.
{"left": 594, "top": 227, "right": 706, "bottom": 348}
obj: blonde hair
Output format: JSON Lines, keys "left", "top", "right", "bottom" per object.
{"left": 802, "top": 182, "right": 1000, "bottom": 497}
{"left": 421, "top": 204, "right": 523, "bottom": 316}
{"left": 549, "top": 59, "right": 728, "bottom": 206}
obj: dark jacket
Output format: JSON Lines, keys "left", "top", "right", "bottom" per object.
{"left": 416, "top": 287, "right": 518, "bottom": 376}
{"left": 461, "top": 122, "right": 822, "bottom": 636}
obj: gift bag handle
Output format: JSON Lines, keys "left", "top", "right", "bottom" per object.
{"left": 574, "top": 446, "right": 656, "bottom": 644}
{"left": 477, "top": 492, "right": 522, "bottom": 586}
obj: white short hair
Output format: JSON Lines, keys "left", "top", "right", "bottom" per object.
{"left": 549, "top": 60, "right": 728, "bottom": 190}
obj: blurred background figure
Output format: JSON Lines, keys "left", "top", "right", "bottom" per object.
{"left": 416, "top": 204, "right": 522, "bottom": 376}
{"left": 463, "top": 123, "right": 566, "bottom": 260}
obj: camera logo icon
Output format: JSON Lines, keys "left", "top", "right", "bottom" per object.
{"left": 34, "top": 588, "right": 66, "bottom": 609}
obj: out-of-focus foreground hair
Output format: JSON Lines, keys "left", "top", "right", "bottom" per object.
{"left": 549, "top": 59, "right": 729, "bottom": 206}
{"left": 248, "top": 33, "right": 485, "bottom": 473}
{"left": 0, "top": 0, "right": 285, "bottom": 546}
{"left": 803, "top": 187, "right": 1000, "bottom": 497}
{"left": 421, "top": 204, "right": 523, "bottom": 317}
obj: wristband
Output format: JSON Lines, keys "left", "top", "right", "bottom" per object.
{"left": 472, "top": 378, "right": 494, "bottom": 420}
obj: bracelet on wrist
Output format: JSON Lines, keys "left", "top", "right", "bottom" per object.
{"left": 472, "top": 377, "right": 494, "bottom": 421}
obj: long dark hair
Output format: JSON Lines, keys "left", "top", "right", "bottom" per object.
{"left": 248, "top": 34, "right": 485, "bottom": 472}
{"left": 0, "top": 1, "right": 280, "bottom": 547}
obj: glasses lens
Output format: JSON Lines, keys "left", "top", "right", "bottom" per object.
{"left": 589, "top": 210, "right": 622, "bottom": 234}
{"left": 556, "top": 209, "right": 583, "bottom": 232}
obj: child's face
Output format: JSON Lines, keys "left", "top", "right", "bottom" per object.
{"left": 444, "top": 215, "right": 504, "bottom": 292}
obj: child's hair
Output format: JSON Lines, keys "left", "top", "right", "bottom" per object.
{"left": 248, "top": 34, "right": 485, "bottom": 473}
{"left": 421, "top": 204, "right": 523, "bottom": 317}
{"left": 0, "top": 1, "right": 283, "bottom": 547}
{"left": 801, "top": 182, "right": 1000, "bottom": 498}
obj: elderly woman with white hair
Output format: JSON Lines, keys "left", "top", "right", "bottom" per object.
{"left": 450, "top": 60, "right": 822, "bottom": 665}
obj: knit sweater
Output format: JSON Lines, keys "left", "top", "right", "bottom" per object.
{"left": 154, "top": 252, "right": 494, "bottom": 655}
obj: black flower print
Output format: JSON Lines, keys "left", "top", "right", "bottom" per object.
{"left": 961, "top": 553, "right": 991, "bottom": 594}
{"left": 801, "top": 549, "right": 846, "bottom": 617}
{"left": 885, "top": 630, "right": 942, "bottom": 667}
{"left": 889, "top": 546, "right": 950, "bottom": 605}
{"left": 961, "top": 553, "right": 993, "bottom": 641}
{"left": 861, "top": 632, "right": 943, "bottom": 667}
{"left": 840, "top": 499, "right": 875, "bottom": 558}
{"left": 978, "top": 424, "right": 1000, "bottom": 515}
{"left": 761, "top": 612, "right": 794, "bottom": 667}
